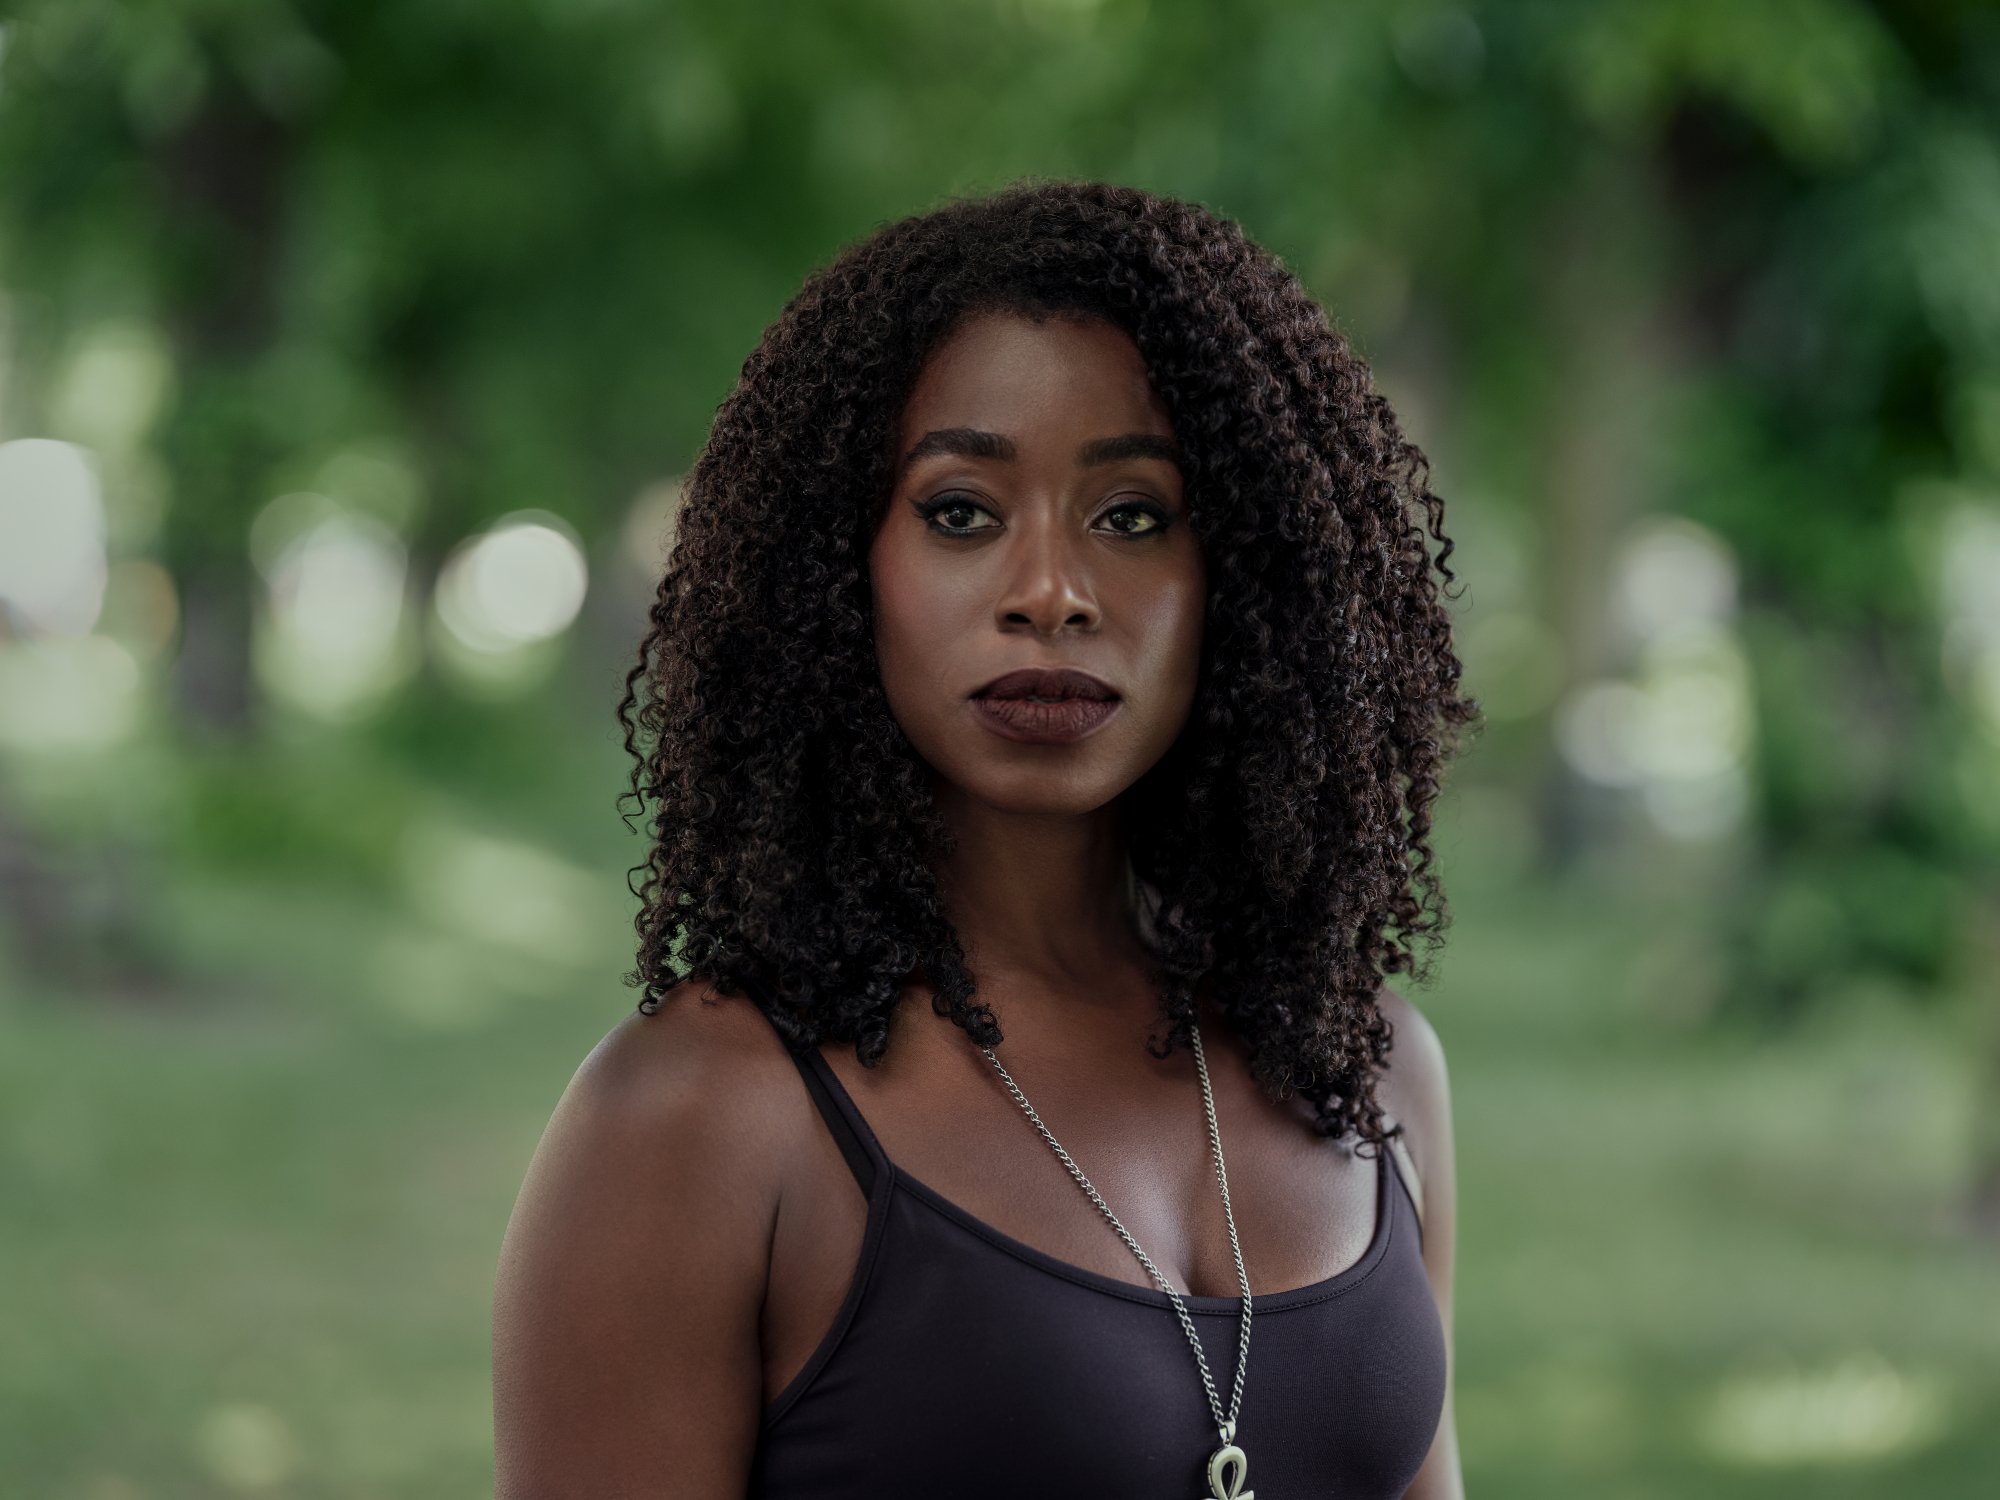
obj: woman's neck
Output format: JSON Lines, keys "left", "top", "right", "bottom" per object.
{"left": 929, "top": 803, "right": 1152, "bottom": 993}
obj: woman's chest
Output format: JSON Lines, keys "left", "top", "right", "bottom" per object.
{"left": 760, "top": 1026, "right": 1388, "bottom": 1408}
{"left": 753, "top": 1166, "right": 1447, "bottom": 1499}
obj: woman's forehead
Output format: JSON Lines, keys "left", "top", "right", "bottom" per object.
{"left": 897, "top": 311, "right": 1173, "bottom": 448}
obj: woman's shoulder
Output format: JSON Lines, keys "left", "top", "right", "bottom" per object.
{"left": 493, "top": 979, "right": 807, "bottom": 1490}
{"left": 503, "top": 979, "right": 810, "bottom": 1259}
{"left": 1375, "top": 983, "right": 1451, "bottom": 1129}
{"left": 566, "top": 978, "right": 814, "bottom": 1157}
{"left": 1372, "top": 983, "right": 1455, "bottom": 1253}
{"left": 1376, "top": 984, "right": 1449, "bottom": 1109}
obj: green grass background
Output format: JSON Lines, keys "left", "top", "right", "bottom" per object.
{"left": 4, "top": 778, "right": 1992, "bottom": 1499}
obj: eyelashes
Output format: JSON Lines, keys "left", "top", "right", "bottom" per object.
{"left": 913, "top": 493, "right": 999, "bottom": 534}
{"left": 913, "top": 492, "right": 1174, "bottom": 538}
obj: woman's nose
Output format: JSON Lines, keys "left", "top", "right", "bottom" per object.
{"left": 994, "top": 512, "right": 1100, "bottom": 633}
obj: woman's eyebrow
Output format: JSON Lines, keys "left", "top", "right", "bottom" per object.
{"left": 899, "top": 427, "right": 1016, "bottom": 472}
{"left": 1077, "top": 432, "right": 1183, "bottom": 470}
{"left": 898, "top": 427, "right": 1183, "bottom": 475}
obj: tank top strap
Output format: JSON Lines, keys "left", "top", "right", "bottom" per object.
{"left": 752, "top": 1002, "right": 889, "bottom": 1197}
{"left": 1382, "top": 1125, "right": 1425, "bottom": 1245}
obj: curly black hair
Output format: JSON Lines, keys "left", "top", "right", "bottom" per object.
{"left": 616, "top": 177, "right": 1480, "bottom": 1152}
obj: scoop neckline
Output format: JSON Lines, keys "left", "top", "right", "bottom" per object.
{"left": 886, "top": 1143, "right": 1394, "bottom": 1314}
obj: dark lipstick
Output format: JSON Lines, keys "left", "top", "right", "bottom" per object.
{"left": 969, "top": 666, "right": 1122, "bottom": 745}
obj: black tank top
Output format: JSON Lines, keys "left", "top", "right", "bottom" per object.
{"left": 748, "top": 1010, "right": 1449, "bottom": 1497}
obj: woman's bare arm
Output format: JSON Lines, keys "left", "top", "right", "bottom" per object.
{"left": 493, "top": 991, "right": 783, "bottom": 1499}
{"left": 1380, "top": 986, "right": 1466, "bottom": 1500}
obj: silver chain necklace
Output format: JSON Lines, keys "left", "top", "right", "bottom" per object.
{"left": 977, "top": 1019, "right": 1257, "bottom": 1500}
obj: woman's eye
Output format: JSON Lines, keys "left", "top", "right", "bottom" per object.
{"left": 1099, "top": 501, "right": 1171, "bottom": 537}
{"left": 915, "top": 493, "right": 998, "bottom": 534}
{"left": 912, "top": 494, "right": 1173, "bottom": 537}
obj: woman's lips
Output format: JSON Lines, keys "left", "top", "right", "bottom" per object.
{"left": 970, "top": 694, "right": 1122, "bottom": 744}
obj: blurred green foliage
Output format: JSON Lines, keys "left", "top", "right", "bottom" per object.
{"left": 0, "top": 1, "right": 1996, "bottom": 1495}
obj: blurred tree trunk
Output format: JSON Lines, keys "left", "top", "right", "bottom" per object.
{"left": 150, "top": 77, "right": 293, "bottom": 743}
{"left": 167, "top": 555, "right": 257, "bottom": 740}
{"left": 0, "top": 784, "right": 165, "bottom": 995}
{"left": 1530, "top": 148, "right": 1679, "bottom": 874}
{"left": 0, "top": 786, "right": 71, "bottom": 980}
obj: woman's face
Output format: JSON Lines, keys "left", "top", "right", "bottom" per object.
{"left": 869, "top": 309, "right": 1207, "bottom": 817}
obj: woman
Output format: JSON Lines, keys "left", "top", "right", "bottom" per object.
{"left": 494, "top": 178, "right": 1479, "bottom": 1498}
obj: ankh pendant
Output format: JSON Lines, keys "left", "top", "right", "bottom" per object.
{"left": 1203, "top": 1439, "right": 1254, "bottom": 1499}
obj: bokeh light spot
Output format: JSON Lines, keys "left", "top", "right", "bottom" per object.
{"left": 0, "top": 437, "right": 109, "bottom": 636}
{"left": 434, "top": 511, "right": 588, "bottom": 653}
